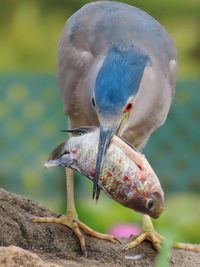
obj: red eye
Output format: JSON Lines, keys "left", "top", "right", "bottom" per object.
{"left": 124, "top": 102, "right": 133, "bottom": 113}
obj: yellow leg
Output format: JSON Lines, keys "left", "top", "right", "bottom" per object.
{"left": 65, "top": 168, "right": 78, "bottom": 218}
{"left": 125, "top": 215, "right": 164, "bottom": 251}
{"left": 173, "top": 242, "right": 200, "bottom": 252}
{"left": 32, "top": 168, "right": 118, "bottom": 256}
{"left": 77, "top": 220, "right": 118, "bottom": 243}
{"left": 125, "top": 215, "right": 200, "bottom": 252}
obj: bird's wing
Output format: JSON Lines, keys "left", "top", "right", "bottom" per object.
{"left": 56, "top": 18, "right": 94, "bottom": 117}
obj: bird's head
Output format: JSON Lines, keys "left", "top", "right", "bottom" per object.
{"left": 92, "top": 44, "right": 149, "bottom": 198}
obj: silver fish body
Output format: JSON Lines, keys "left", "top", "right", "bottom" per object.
{"left": 45, "top": 130, "right": 164, "bottom": 218}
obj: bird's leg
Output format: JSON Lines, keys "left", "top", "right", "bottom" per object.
{"left": 173, "top": 242, "right": 200, "bottom": 252}
{"left": 125, "top": 214, "right": 164, "bottom": 251}
{"left": 125, "top": 215, "right": 200, "bottom": 252}
{"left": 65, "top": 168, "right": 78, "bottom": 219}
{"left": 32, "top": 168, "right": 118, "bottom": 256}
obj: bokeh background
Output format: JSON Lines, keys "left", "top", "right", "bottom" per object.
{"left": 0, "top": 0, "right": 200, "bottom": 244}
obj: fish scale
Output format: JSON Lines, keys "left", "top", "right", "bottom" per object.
{"left": 45, "top": 129, "right": 164, "bottom": 218}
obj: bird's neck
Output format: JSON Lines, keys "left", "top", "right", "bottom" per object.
{"left": 94, "top": 44, "right": 149, "bottom": 116}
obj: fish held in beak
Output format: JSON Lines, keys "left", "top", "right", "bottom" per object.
{"left": 45, "top": 128, "right": 164, "bottom": 219}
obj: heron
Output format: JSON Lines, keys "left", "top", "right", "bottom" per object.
{"left": 33, "top": 1, "right": 177, "bottom": 254}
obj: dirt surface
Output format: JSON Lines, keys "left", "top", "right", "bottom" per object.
{"left": 0, "top": 188, "right": 200, "bottom": 267}
{"left": 0, "top": 246, "right": 60, "bottom": 267}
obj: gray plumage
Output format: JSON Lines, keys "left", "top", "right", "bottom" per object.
{"left": 56, "top": 1, "right": 176, "bottom": 149}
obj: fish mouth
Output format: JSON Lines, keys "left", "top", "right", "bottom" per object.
{"left": 150, "top": 205, "right": 165, "bottom": 219}
{"left": 145, "top": 191, "right": 165, "bottom": 219}
{"left": 127, "top": 192, "right": 164, "bottom": 218}
{"left": 149, "top": 191, "right": 165, "bottom": 218}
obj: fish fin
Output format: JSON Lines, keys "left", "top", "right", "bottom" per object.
{"left": 61, "top": 126, "right": 97, "bottom": 136}
{"left": 118, "top": 136, "right": 138, "bottom": 151}
{"left": 48, "top": 142, "right": 67, "bottom": 160}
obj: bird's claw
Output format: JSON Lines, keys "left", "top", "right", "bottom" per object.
{"left": 81, "top": 246, "right": 87, "bottom": 258}
{"left": 114, "top": 237, "right": 122, "bottom": 244}
{"left": 125, "top": 230, "right": 164, "bottom": 251}
{"left": 31, "top": 215, "right": 118, "bottom": 256}
{"left": 125, "top": 230, "right": 200, "bottom": 253}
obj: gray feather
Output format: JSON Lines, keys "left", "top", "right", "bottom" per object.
{"left": 56, "top": 1, "right": 176, "bottom": 148}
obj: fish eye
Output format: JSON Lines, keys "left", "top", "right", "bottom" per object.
{"left": 92, "top": 97, "right": 96, "bottom": 107}
{"left": 145, "top": 198, "right": 154, "bottom": 210}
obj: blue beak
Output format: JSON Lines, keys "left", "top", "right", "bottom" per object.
{"left": 93, "top": 126, "right": 115, "bottom": 200}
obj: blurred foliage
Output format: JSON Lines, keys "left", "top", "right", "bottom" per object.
{"left": 145, "top": 80, "right": 200, "bottom": 193}
{"left": 0, "top": 0, "right": 200, "bottom": 78}
{"left": 155, "top": 237, "right": 172, "bottom": 267}
{"left": 0, "top": 74, "right": 67, "bottom": 210}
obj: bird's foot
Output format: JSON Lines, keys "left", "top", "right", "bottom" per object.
{"left": 173, "top": 242, "right": 200, "bottom": 252}
{"left": 125, "top": 230, "right": 200, "bottom": 253}
{"left": 31, "top": 212, "right": 119, "bottom": 256}
{"left": 125, "top": 229, "right": 164, "bottom": 251}
{"left": 125, "top": 214, "right": 164, "bottom": 251}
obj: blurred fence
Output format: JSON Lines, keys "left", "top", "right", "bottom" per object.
{"left": 0, "top": 74, "right": 67, "bottom": 209}
{"left": 0, "top": 74, "right": 199, "bottom": 207}
{"left": 144, "top": 80, "right": 200, "bottom": 192}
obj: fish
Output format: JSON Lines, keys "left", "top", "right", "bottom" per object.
{"left": 45, "top": 127, "right": 164, "bottom": 218}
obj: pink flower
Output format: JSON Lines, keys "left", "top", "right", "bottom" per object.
{"left": 107, "top": 223, "right": 140, "bottom": 238}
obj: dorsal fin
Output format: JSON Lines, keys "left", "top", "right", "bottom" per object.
{"left": 48, "top": 142, "right": 67, "bottom": 161}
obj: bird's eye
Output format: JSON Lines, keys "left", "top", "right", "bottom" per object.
{"left": 92, "top": 97, "right": 96, "bottom": 107}
{"left": 145, "top": 198, "right": 154, "bottom": 210}
{"left": 124, "top": 102, "right": 133, "bottom": 113}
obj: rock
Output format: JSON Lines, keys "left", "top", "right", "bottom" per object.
{"left": 0, "top": 246, "right": 60, "bottom": 267}
{"left": 0, "top": 188, "right": 200, "bottom": 267}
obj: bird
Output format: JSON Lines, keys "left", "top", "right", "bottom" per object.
{"left": 32, "top": 1, "right": 177, "bottom": 255}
